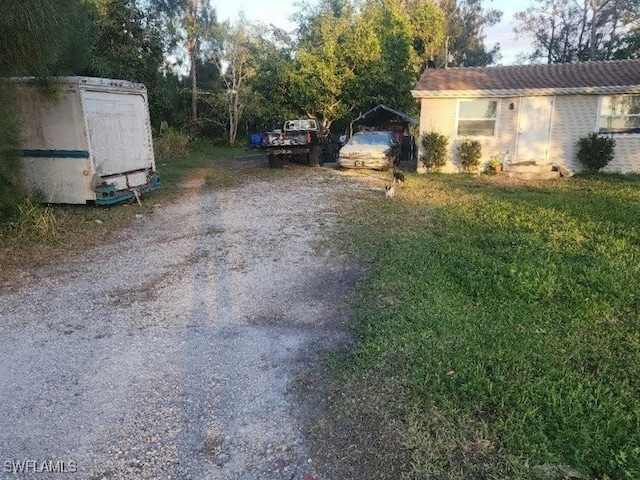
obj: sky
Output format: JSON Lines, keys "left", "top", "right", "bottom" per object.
{"left": 213, "top": 0, "right": 536, "bottom": 65}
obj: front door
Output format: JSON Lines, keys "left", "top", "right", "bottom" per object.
{"left": 516, "top": 96, "right": 554, "bottom": 164}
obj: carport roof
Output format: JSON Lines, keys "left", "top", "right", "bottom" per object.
{"left": 351, "top": 104, "right": 418, "bottom": 127}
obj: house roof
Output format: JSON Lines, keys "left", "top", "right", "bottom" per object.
{"left": 351, "top": 104, "right": 418, "bottom": 128}
{"left": 412, "top": 59, "right": 640, "bottom": 98}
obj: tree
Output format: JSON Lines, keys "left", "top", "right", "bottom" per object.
{"left": 208, "top": 15, "right": 261, "bottom": 144}
{"left": 356, "top": 0, "right": 421, "bottom": 113}
{"left": 88, "top": 0, "right": 164, "bottom": 82}
{"left": 285, "top": 0, "right": 448, "bottom": 127}
{"left": 0, "top": 0, "right": 95, "bottom": 77}
{"left": 611, "top": 0, "right": 640, "bottom": 58}
{"left": 515, "top": 0, "right": 581, "bottom": 63}
{"left": 150, "top": 0, "right": 217, "bottom": 124}
{"left": 247, "top": 27, "right": 299, "bottom": 130}
{"left": 405, "top": 0, "right": 448, "bottom": 69}
{"left": 0, "top": 0, "right": 96, "bottom": 213}
{"left": 515, "top": 0, "right": 639, "bottom": 63}
{"left": 439, "top": 0, "right": 502, "bottom": 67}
{"left": 290, "top": 0, "right": 358, "bottom": 129}
{"left": 184, "top": 0, "right": 200, "bottom": 123}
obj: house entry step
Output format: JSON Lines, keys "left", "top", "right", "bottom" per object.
{"left": 503, "top": 162, "right": 557, "bottom": 173}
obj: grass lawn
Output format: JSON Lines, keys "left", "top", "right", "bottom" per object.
{"left": 335, "top": 172, "right": 640, "bottom": 479}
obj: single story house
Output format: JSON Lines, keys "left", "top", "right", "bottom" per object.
{"left": 411, "top": 59, "right": 640, "bottom": 173}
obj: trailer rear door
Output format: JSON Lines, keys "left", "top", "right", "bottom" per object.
{"left": 82, "top": 90, "right": 153, "bottom": 177}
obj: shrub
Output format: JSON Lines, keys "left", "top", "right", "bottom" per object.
{"left": 153, "top": 128, "right": 190, "bottom": 160}
{"left": 456, "top": 138, "right": 482, "bottom": 172}
{"left": 486, "top": 154, "right": 502, "bottom": 174}
{"left": 457, "top": 138, "right": 482, "bottom": 173}
{"left": 420, "top": 132, "right": 449, "bottom": 172}
{"left": 576, "top": 133, "right": 615, "bottom": 173}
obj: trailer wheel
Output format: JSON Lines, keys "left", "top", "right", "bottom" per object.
{"left": 268, "top": 154, "right": 284, "bottom": 168}
{"left": 308, "top": 145, "right": 322, "bottom": 167}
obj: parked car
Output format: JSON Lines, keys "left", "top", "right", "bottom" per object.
{"left": 338, "top": 131, "right": 400, "bottom": 170}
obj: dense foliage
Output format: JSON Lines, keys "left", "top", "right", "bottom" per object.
{"left": 419, "top": 131, "right": 449, "bottom": 172}
{"left": 456, "top": 137, "right": 482, "bottom": 172}
{"left": 577, "top": 132, "right": 616, "bottom": 172}
{"left": 515, "top": 0, "right": 640, "bottom": 63}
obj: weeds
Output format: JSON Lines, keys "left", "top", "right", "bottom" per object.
{"left": 153, "top": 127, "right": 190, "bottom": 161}
{"left": 9, "top": 196, "right": 58, "bottom": 240}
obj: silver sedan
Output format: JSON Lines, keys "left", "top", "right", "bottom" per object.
{"left": 338, "top": 131, "right": 400, "bottom": 171}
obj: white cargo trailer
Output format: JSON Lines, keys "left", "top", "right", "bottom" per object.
{"left": 15, "top": 77, "right": 160, "bottom": 205}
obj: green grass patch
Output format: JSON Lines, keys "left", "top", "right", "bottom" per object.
{"left": 155, "top": 139, "right": 250, "bottom": 186}
{"left": 336, "top": 173, "right": 640, "bottom": 479}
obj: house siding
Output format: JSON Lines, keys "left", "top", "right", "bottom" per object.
{"left": 548, "top": 95, "right": 640, "bottom": 173}
{"left": 418, "top": 98, "right": 457, "bottom": 172}
{"left": 548, "top": 95, "right": 599, "bottom": 172}
{"left": 607, "top": 136, "right": 640, "bottom": 173}
{"left": 418, "top": 97, "right": 519, "bottom": 173}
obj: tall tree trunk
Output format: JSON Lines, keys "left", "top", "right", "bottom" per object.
{"left": 589, "top": 0, "right": 599, "bottom": 59}
{"left": 548, "top": 16, "right": 556, "bottom": 63}
{"left": 185, "top": 0, "right": 199, "bottom": 123}
{"left": 229, "top": 93, "right": 240, "bottom": 145}
{"left": 189, "top": 39, "right": 197, "bottom": 122}
{"left": 577, "top": 0, "right": 589, "bottom": 59}
{"left": 589, "top": 0, "right": 611, "bottom": 60}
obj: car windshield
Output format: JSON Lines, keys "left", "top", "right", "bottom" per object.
{"left": 349, "top": 132, "right": 391, "bottom": 146}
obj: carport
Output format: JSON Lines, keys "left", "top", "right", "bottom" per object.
{"left": 349, "top": 104, "right": 418, "bottom": 163}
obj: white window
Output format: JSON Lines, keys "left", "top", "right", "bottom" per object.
{"left": 599, "top": 95, "right": 640, "bottom": 134}
{"left": 457, "top": 99, "right": 498, "bottom": 137}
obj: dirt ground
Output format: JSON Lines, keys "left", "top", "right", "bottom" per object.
{"left": 0, "top": 157, "right": 395, "bottom": 480}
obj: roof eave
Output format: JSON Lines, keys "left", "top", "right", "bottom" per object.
{"left": 411, "top": 85, "right": 640, "bottom": 98}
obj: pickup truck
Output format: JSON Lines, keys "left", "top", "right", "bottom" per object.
{"left": 262, "top": 119, "right": 325, "bottom": 168}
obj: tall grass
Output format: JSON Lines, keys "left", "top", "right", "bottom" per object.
{"left": 338, "top": 174, "right": 640, "bottom": 479}
{"left": 8, "top": 196, "right": 58, "bottom": 240}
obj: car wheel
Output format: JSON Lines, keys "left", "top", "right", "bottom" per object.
{"left": 268, "top": 154, "right": 284, "bottom": 168}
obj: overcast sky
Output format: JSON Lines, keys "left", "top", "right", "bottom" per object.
{"left": 212, "top": 0, "right": 535, "bottom": 65}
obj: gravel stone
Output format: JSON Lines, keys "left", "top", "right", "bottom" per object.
{"left": 0, "top": 162, "right": 376, "bottom": 479}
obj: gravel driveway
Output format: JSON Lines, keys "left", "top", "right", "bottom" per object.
{"left": 0, "top": 160, "right": 374, "bottom": 479}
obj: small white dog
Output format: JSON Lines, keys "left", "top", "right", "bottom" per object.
{"left": 385, "top": 185, "right": 395, "bottom": 198}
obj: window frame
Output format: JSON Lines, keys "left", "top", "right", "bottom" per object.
{"left": 455, "top": 98, "right": 499, "bottom": 138}
{"left": 598, "top": 94, "right": 640, "bottom": 136}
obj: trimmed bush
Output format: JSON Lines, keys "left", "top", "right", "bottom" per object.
{"left": 457, "top": 138, "right": 482, "bottom": 173}
{"left": 420, "top": 132, "right": 449, "bottom": 172}
{"left": 577, "top": 133, "right": 615, "bottom": 173}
